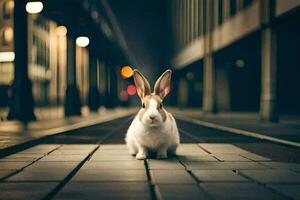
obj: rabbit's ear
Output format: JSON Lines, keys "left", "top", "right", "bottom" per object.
{"left": 154, "top": 69, "right": 172, "bottom": 99}
{"left": 133, "top": 69, "right": 151, "bottom": 99}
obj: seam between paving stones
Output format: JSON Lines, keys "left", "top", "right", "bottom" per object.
{"left": 176, "top": 129, "right": 214, "bottom": 199}
{"left": 0, "top": 145, "right": 62, "bottom": 182}
{"left": 41, "top": 117, "right": 134, "bottom": 200}
{"left": 144, "top": 159, "right": 158, "bottom": 200}
{"left": 234, "top": 170, "right": 293, "bottom": 200}
{"left": 179, "top": 128, "right": 216, "bottom": 155}
{"left": 42, "top": 145, "right": 100, "bottom": 200}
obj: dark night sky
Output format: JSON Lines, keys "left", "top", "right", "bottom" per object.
{"left": 109, "top": 0, "right": 171, "bottom": 84}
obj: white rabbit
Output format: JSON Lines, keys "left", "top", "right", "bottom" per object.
{"left": 125, "top": 69, "right": 180, "bottom": 160}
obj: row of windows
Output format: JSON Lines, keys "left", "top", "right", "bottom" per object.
{"left": 172, "top": 0, "right": 254, "bottom": 50}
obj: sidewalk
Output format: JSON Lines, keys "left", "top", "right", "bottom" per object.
{"left": 169, "top": 108, "right": 300, "bottom": 144}
{"left": 0, "top": 108, "right": 137, "bottom": 154}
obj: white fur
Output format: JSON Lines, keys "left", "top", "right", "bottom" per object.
{"left": 125, "top": 98, "right": 180, "bottom": 160}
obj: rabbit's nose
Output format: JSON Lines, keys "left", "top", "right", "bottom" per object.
{"left": 149, "top": 116, "right": 156, "bottom": 120}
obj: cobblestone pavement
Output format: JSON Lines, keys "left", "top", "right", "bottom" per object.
{"left": 1, "top": 117, "right": 300, "bottom": 199}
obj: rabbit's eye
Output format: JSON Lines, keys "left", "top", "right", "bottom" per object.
{"left": 142, "top": 103, "right": 145, "bottom": 108}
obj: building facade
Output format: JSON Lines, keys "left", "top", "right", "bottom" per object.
{"left": 170, "top": 0, "right": 300, "bottom": 121}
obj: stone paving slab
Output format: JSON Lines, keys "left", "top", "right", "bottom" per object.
{"left": 19, "top": 145, "right": 60, "bottom": 154}
{"left": 99, "top": 144, "right": 128, "bottom": 150}
{"left": 72, "top": 169, "right": 147, "bottom": 182}
{"left": 0, "top": 161, "right": 31, "bottom": 170}
{"left": 212, "top": 154, "right": 251, "bottom": 161}
{"left": 150, "top": 170, "right": 196, "bottom": 184}
{"left": 177, "top": 155, "right": 218, "bottom": 162}
{"left": 183, "top": 161, "right": 269, "bottom": 170}
{"left": 259, "top": 162, "right": 300, "bottom": 170}
{"left": 92, "top": 149, "right": 129, "bottom": 155}
{"left": 198, "top": 144, "right": 250, "bottom": 154}
{"left": 176, "top": 144, "right": 209, "bottom": 156}
{"left": 241, "top": 169, "right": 300, "bottom": 183}
{"left": 53, "top": 182, "right": 151, "bottom": 200}
{"left": 200, "top": 182, "right": 286, "bottom": 199}
{"left": 49, "top": 149, "right": 92, "bottom": 155}
{"left": 0, "top": 170, "right": 15, "bottom": 179}
{"left": 58, "top": 145, "right": 97, "bottom": 150}
{"left": 81, "top": 161, "right": 145, "bottom": 170}
{"left": 267, "top": 184, "right": 300, "bottom": 199}
{"left": 0, "top": 154, "right": 43, "bottom": 162}
{"left": 0, "top": 182, "right": 57, "bottom": 200}
{"left": 192, "top": 170, "right": 249, "bottom": 182}
{"left": 24, "top": 161, "right": 79, "bottom": 170}
{"left": 39, "top": 154, "right": 87, "bottom": 162}
{"left": 155, "top": 184, "right": 210, "bottom": 200}
{"left": 89, "top": 153, "right": 136, "bottom": 161}
{"left": 6, "top": 168, "right": 73, "bottom": 181}
{"left": 240, "top": 153, "right": 272, "bottom": 161}
{"left": 147, "top": 160, "right": 185, "bottom": 170}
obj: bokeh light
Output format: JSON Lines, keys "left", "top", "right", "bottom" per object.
{"left": 76, "top": 36, "right": 90, "bottom": 47}
{"left": 121, "top": 66, "right": 133, "bottom": 79}
{"left": 26, "top": 2, "right": 43, "bottom": 14}
{"left": 119, "top": 90, "right": 128, "bottom": 101}
{"left": 127, "top": 85, "right": 136, "bottom": 96}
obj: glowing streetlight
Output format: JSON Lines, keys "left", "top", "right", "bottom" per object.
{"left": 25, "top": 1, "right": 43, "bottom": 14}
{"left": 55, "top": 26, "right": 67, "bottom": 36}
{"left": 76, "top": 36, "right": 89, "bottom": 47}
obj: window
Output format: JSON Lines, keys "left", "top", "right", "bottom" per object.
{"left": 2, "top": 0, "right": 14, "bottom": 19}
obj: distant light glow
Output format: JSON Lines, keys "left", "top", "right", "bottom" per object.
{"left": 186, "top": 72, "right": 194, "bottom": 80}
{"left": 0, "top": 52, "right": 15, "bottom": 62}
{"left": 127, "top": 85, "right": 136, "bottom": 96}
{"left": 55, "top": 26, "right": 67, "bottom": 36}
{"left": 119, "top": 90, "right": 128, "bottom": 101}
{"left": 235, "top": 59, "right": 245, "bottom": 68}
{"left": 25, "top": 2, "right": 43, "bottom": 14}
{"left": 121, "top": 66, "right": 133, "bottom": 79}
{"left": 76, "top": 36, "right": 89, "bottom": 47}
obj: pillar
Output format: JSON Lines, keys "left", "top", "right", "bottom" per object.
{"left": 105, "top": 64, "right": 118, "bottom": 108}
{"left": 259, "top": 0, "right": 278, "bottom": 122}
{"left": 8, "top": 0, "right": 36, "bottom": 121}
{"left": 88, "top": 41, "right": 100, "bottom": 111}
{"left": 64, "top": 16, "right": 81, "bottom": 116}
{"left": 202, "top": 0, "right": 217, "bottom": 113}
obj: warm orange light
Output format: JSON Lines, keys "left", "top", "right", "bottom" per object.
{"left": 127, "top": 85, "right": 136, "bottom": 96}
{"left": 121, "top": 66, "right": 133, "bottom": 79}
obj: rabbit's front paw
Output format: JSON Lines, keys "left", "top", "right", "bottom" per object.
{"left": 136, "top": 152, "right": 147, "bottom": 160}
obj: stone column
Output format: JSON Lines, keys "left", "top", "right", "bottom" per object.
{"left": 202, "top": 0, "right": 217, "bottom": 113}
{"left": 88, "top": 41, "right": 100, "bottom": 111}
{"left": 64, "top": 16, "right": 81, "bottom": 116}
{"left": 107, "top": 64, "right": 118, "bottom": 108}
{"left": 259, "top": 0, "right": 278, "bottom": 122}
{"left": 8, "top": 0, "right": 36, "bottom": 121}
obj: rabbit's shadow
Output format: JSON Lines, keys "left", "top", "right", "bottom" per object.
{"left": 144, "top": 150, "right": 177, "bottom": 159}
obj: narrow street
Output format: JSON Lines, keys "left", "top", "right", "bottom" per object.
{"left": 1, "top": 115, "right": 300, "bottom": 200}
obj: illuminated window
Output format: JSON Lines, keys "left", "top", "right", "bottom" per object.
{"left": 2, "top": 0, "right": 14, "bottom": 19}
{"left": 1, "top": 27, "right": 13, "bottom": 46}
